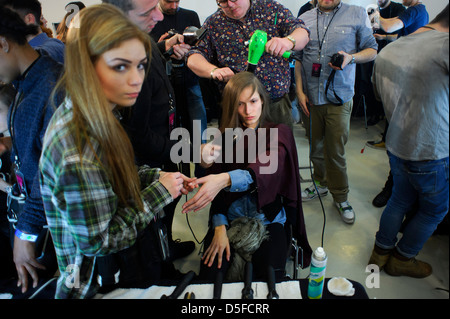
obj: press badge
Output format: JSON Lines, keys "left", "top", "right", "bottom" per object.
{"left": 312, "top": 63, "right": 322, "bottom": 77}
{"left": 168, "top": 94, "right": 176, "bottom": 133}
{"left": 14, "top": 168, "right": 28, "bottom": 197}
{"left": 168, "top": 108, "right": 175, "bottom": 133}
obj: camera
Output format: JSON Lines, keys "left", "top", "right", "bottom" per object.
{"left": 330, "top": 53, "right": 344, "bottom": 69}
{"left": 167, "top": 26, "right": 207, "bottom": 46}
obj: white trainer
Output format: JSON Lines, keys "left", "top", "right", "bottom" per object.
{"left": 335, "top": 200, "right": 355, "bottom": 224}
{"left": 301, "top": 182, "right": 328, "bottom": 201}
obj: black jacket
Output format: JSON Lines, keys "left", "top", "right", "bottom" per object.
{"left": 121, "top": 39, "right": 178, "bottom": 169}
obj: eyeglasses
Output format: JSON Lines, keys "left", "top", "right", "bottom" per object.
{"left": 216, "top": 0, "right": 238, "bottom": 8}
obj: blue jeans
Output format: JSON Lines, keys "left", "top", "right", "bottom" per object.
{"left": 375, "top": 152, "right": 449, "bottom": 258}
{"left": 186, "top": 83, "right": 207, "bottom": 144}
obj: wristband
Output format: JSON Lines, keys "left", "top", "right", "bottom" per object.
{"left": 15, "top": 229, "right": 38, "bottom": 242}
{"left": 349, "top": 55, "right": 356, "bottom": 65}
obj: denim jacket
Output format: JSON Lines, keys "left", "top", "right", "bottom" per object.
{"left": 8, "top": 52, "right": 63, "bottom": 235}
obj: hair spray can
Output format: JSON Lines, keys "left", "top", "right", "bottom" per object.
{"left": 307, "top": 247, "right": 327, "bottom": 299}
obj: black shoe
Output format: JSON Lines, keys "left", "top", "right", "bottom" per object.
{"left": 372, "top": 186, "right": 392, "bottom": 208}
{"left": 169, "top": 240, "right": 195, "bottom": 261}
{"left": 373, "top": 173, "right": 393, "bottom": 208}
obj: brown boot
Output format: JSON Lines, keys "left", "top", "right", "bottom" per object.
{"left": 385, "top": 251, "right": 432, "bottom": 278}
{"left": 368, "top": 245, "right": 391, "bottom": 270}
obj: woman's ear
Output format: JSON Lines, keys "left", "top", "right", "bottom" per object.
{"left": 0, "top": 37, "right": 9, "bottom": 53}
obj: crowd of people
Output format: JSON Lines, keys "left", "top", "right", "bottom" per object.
{"left": 0, "top": 0, "right": 447, "bottom": 299}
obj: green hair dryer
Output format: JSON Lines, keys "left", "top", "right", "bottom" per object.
{"left": 247, "top": 30, "right": 291, "bottom": 73}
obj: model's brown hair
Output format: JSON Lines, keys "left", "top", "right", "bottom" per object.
{"left": 219, "top": 71, "right": 270, "bottom": 132}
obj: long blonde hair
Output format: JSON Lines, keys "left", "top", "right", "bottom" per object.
{"left": 219, "top": 72, "right": 270, "bottom": 133}
{"left": 56, "top": 4, "right": 152, "bottom": 210}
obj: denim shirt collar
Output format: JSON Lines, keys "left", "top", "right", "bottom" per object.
{"left": 28, "top": 32, "right": 49, "bottom": 48}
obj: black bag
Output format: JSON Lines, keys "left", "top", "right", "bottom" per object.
{"left": 96, "top": 217, "right": 170, "bottom": 290}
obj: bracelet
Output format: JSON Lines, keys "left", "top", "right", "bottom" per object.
{"left": 286, "top": 35, "right": 296, "bottom": 50}
{"left": 15, "top": 229, "right": 38, "bottom": 242}
{"left": 210, "top": 67, "right": 218, "bottom": 80}
{"left": 349, "top": 55, "right": 356, "bottom": 65}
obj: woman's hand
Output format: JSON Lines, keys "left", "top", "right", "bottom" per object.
{"left": 202, "top": 225, "right": 230, "bottom": 269}
{"left": 159, "top": 171, "right": 197, "bottom": 199}
{"left": 181, "top": 173, "right": 231, "bottom": 213}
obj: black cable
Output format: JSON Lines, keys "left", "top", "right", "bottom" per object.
{"left": 185, "top": 212, "right": 205, "bottom": 245}
{"left": 184, "top": 194, "right": 206, "bottom": 245}
{"left": 297, "top": 60, "right": 327, "bottom": 249}
{"left": 307, "top": 111, "right": 326, "bottom": 248}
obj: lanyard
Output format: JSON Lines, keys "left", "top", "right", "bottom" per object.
{"left": 9, "top": 91, "right": 24, "bottom": 169}
{"left": 316, "top": 6, "right": 341, "bottom": 60}
{"left": 8, "top": 55, "right": 41, "bottom": 170}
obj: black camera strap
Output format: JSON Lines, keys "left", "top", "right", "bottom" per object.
{"left": 325, "top": 69, "right": 344, "bottom": 106}
{"left": 316, "top": 7, "right": 344, "bottom": 106}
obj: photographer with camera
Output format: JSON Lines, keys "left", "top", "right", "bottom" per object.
{"left": 294, "top": 0, "right": 377, "bottom": 224}
{"left": 370, "top": 0, "right": 428, "bottom": 42}
{"left": 151, "top": 0, "right": 208, "bottom": 159}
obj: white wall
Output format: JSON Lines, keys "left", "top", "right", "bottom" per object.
{"left": 41, "top": 0, "right": 448, "bottom": 32}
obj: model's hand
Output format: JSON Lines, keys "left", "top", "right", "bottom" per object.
{"left": 182, "top": 173, "right": 231, "bottom": 213}
{"left": 202, "top": 225, "right": 230, "bottom": 269}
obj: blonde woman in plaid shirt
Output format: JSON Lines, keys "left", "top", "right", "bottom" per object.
{"left": 39, "top": 4, "right": 195, "bottom": 299}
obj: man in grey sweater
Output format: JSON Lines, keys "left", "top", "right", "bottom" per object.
{"left": 369, "top": 4, "right": 449, "bottom": 278}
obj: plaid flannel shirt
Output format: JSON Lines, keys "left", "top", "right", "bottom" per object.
{"left": 39, "top": 99, "right": 172, "bottom": 299}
